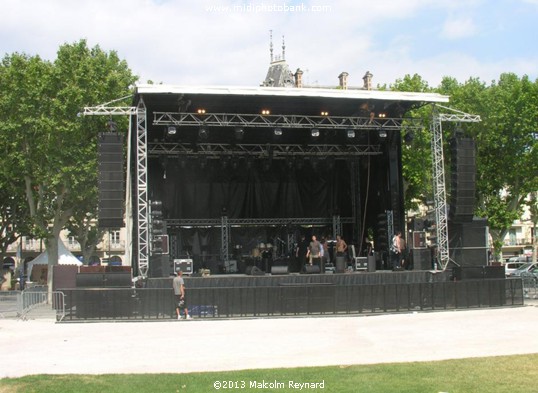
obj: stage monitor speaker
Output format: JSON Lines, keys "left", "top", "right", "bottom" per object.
{"left": 449, "top": 137, "right": 476, "bottom": 223}
{"left": 246, "top": 266, "right": 265, "bottom": 276}
{"left": 302, "top": 264, "right": 321, "bottom": 274}
{"left": 413, "top": 248, "right": 431, "bottom": 270}
{"left": 271, "top": 265, "right": 289, "bottom": 275}
{"left": 98, "top": 132, "right": 124, "bottom": 228}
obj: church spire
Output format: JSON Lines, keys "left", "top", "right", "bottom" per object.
{"left": 269, "top": 30, "right": 274, "bottom": 63}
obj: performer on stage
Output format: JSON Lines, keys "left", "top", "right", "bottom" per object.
{"left": 295, "top": 234, "right": 309, "bottom": 272}
{"left": 306, "top": 235, "right": 321, "bottom": 266}
{"left": 391, "top": 231, "right": 403, "bottom": 269}
{"left": 335, "top": 235, "right": 348, "bottom": 257}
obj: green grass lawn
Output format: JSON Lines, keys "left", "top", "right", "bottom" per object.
{"left": 1, "top": 354, "right": 536, "bottom": 393}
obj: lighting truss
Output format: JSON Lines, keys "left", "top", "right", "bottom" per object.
{"left": 147, "top": 142, "right": 382, "bottom": 158}
{"left": 82, "top": 95, "right": 135, "bottom": 116}
{"left": 153, "top": 112, "right": 424, "bottom": 131}
{"left": 166, "top": 217, "right": 354, "bottom": 227}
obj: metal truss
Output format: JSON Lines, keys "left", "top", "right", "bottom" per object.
{"left": 165, "top": 217, "right": 354, "bottom": 228}
{"left": 333, "top": 215, "right": 342, "bottom": 238}
{"left": 221, "top": 215, "right": 229, "bottom": 265}
{"left": 135, "top": 99, "right": 149, "bottom": 277}
{"left": 153, "top": 112, "right": 424, "bottom": 131}
{"left": 82, "top": 95, "right": 135, "bottom": 116}
{"left": 386, "top": 210, "right": 394, "bottom": 242}
{"left": 148, "top": 142, "right": 381, "bottom": 158}
{"left": 431, "top": 105, "right": 481, "bottom": 270}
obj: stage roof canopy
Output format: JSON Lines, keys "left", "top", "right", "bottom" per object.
{"left": 134, "top": 84, "right": 449, "bottom": 118}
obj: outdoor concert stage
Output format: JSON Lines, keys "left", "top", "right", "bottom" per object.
{"left": 123, "top": 84, "right": 451, "bottom": 279}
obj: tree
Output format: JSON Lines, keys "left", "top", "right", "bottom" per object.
{"left": 440, "top": 74, "right": 538, "bottom": 259}
{"left": 390, "top": 74, "right": 435, "bottom": 211}
{"left": 0, "top": 40, "right": 137, "bottom": 292}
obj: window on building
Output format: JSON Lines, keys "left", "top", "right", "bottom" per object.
{"left": 110, "top": 231, "right": 121, "bottom": 244}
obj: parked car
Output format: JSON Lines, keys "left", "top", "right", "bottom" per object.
{"left": 509, "top": 262, "right": 538, "bottom": 277}
{"left": 504, "top": 261, "right": 527, "bottom": 276}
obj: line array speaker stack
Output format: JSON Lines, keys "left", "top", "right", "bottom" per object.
{"left": 449, "top": 137, "right": 476, "bottom": 223}
{"left": 98, "top": 133, "right": 124, "bottom": 228}
{"left": 448, "top": 218, "right": 488, "bottom": 267}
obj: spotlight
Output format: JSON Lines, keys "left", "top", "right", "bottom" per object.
{"left": 346, "top": 129, "right": 355, "bottom": 138}
{"left": 166, "top": 126, "right": 177, "bottom": 136}
{"left": 273, "top": 128, "right": 283, "bottom": 136}
{"left": 197, "top": 108, "right": 206, "bottom": 114}
{"left": 261, "top": 109, "right": 271, "bottom": 115}
{"left": 311, "top": 128, "right": 320, "bottom": 138}
{"left": 234, "top": 127, "right": 244, "bottom": 141}
{"left": 199, "top": 126, "right": 208, "bottom": 139}
{"left": 320, "top": 111, "right": 329, "bottom": 116}
{"left": 378, "top": 129, "right": 387, "bottom": 138}
{"left": 378, "top": 113, "right": 386, "bottom": 118}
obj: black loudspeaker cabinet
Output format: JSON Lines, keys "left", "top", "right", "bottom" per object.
{"left": 449, "top": 218, "right": 488, "bottom": 267}
{"left": 271, "top": 265, "right": 289, "bottom": 275}
{"left": 302, "top": 264, "right": 321, "bottom": 274}
{"left": 98, "top": 132, "right": 125, "bottom": 228}
{"left": 76, "top": 272, "right": 131, "bottom": 288}
{"left": 246, "top": 266, "right": 265, "bottom": 276}
{"left": 449, "top": 137, "right": 476, "bottom": 222}
{"left": 412, "top": 248, "right": 432, "bottom": 270}
{"left": 452, "top": 266, "right": 505, "bottom": 280}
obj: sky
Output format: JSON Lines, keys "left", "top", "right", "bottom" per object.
{"left": 1, "top": 0, "right": 537, "bottom": 89}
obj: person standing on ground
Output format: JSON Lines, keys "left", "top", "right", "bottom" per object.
{"left": 173, "top": 270, "right": 192, "bottom": 320}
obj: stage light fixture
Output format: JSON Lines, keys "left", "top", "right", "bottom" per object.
{"left": 378, "top": 129, "right": 387, "bottom": 138}
{"left": 346, "top": 129, "right": 355, "bottom": 138}
{"left": 321, "top": 111, "right": 329, "bottom": 116}
{"left": 378, "top": 112, "right": 386, "bottom": 118}
{"left": 234, "top": 127, "right": 244, "bottom": 140}
{"left": 273, "top": 128, "right": 283, "bottom": 136}
{"left": 261, "top": 109, "right": 271, "bottom": 115}
{"left": 311, "top": 128, "right": 320, "bottom": 138}
{"left": 198, "top": 126, "right": 208, "bottom": 139}
{"left": 166, "top": 126, "right": 177, "bottom": 136}
{"left": 197, "top": 108, "right": 206, "bottom": 114}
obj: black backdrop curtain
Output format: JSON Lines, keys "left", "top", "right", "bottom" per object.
{"left": 150, "top": 158, "right": 353, "bottom": 220}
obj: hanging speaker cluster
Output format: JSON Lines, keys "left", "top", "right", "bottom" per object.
{"left": 98, "top": 132, "right": 125, "bottom": 228}
{"left": 449, "top": 137, "right": 476, "bottom": 223}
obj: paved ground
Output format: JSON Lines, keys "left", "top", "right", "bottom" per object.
{"left": 1, "top": 302, "right": 537, "bottom": 378}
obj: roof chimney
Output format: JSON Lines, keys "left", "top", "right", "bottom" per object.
{"left": 338, "top": 72, "right": 349, "bottom": 90}
{"left": 294, "top": 68, "right": 304, "bottom": 88}
{"left": 363, "top": 71, "right": 373, "bottom": 90}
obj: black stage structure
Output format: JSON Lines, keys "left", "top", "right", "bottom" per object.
{"left": 65, "top": 84, "right": 526, "bottom": 322}
{"left": 127, "top": 85, "right": 450, "bottom": 278}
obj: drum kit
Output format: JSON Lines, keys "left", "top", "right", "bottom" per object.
{"left": 251, "top": 242, "right": 273, "bottom": 258}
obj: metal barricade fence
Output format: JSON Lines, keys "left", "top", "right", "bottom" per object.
{"left": 0, "top": 291, "right": 20, "bottom": 318}
{"left": 521, "top": 274, "right": 538, "bottom": 300}
{"left": 1, "top": 287, "right": 68, "bottom": 321}
{"left": 58, "top": 278, "right": 525, "bottom": 321}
